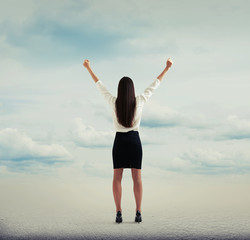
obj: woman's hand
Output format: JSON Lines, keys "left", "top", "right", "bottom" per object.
{"left": 157, "top": 57, "right": 173, "bottom": 81}
{"left": 83, "top": 59, "right": 99, "bottom": 83}
{"left": 166, "top": 58, "right": 173, "bottom": 69}
{"left": 83, "top": 59, "right": 90, "bottom": 69}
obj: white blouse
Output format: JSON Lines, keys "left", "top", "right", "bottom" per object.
{"left": 95, "top": 78, "right": 161, "bottom": 132}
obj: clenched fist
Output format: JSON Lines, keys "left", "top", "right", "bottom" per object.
{"left": 166, "top": 58, "right": 173, "bottom": 69}
{"left": 83, "top": 59, "right": 90, "bottom": 69}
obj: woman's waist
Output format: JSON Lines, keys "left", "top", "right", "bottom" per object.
{"left": 116, "top": 130, "right": 139, "bottom": 135}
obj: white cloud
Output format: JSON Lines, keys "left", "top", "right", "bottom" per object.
{"left": 0, "top": 128, "right": 72, "bottom": 161}
{"left": 160, "top": 147, "right": 250, "bottom": 175}
{"left": 70, "top": 118, "right": 114, "bottom": 148}
{"left": 142, "top": 100, "right": 209, "bottom": 129}
{"left": 221, "top": 115, "right": 250, "bottom": 139}
{"left": 181, "top": 148, "right": 230, "bottom": 167}
{"left": 186, "top": 114, "right": 250, "bottom": 141}
{"left": 141, "top": 102, "right": 250, "bottom": 142}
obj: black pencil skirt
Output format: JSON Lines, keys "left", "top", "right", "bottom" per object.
{"left": 112, "top": 130, "right": 143, "bottom": 169}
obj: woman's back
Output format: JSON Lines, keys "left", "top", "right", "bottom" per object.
{"left": 95, "top": 78, "right": 161, "bottom": 132}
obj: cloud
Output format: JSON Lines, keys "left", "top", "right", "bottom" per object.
{"left": 0, "top": 3, "right": 123, "bottom": 67}
{"left": 1, "top": 18, "right": 122, "bottom": 66}
{"left": 220, "top": 115, "right": 250, "bottom": 140}
{"left": 149, "top": 147, "right": 250, "bottom": 175}
{"left": 141, "top": 101, "right": 250, "bottom": 143}
{"left": 141, "top": 100, "right": 210, "bottom": 129}
{"left": 186, "top": 114, "right": 250, "bottom": 141}
{"left": 70, "top": 118, "right": 114, "bottom": 148}
{"left": 180, "top": 148, "right": 250, "bottom": 174}
{"left": 0, "top": 128, "right": 72, "bottom": 163}
{"left": 141, "top": 103, "right": 183, "bottom": 127}
{"left": 1, "top": 1, "right": 153, "bottom": 66}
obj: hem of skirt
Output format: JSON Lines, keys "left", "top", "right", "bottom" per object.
{"left": 113, "top": 167, "right": 141, "bottom": 169}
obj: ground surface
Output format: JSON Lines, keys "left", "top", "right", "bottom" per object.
{"left": 1, "top": 177, "right": 250, "bottom": 239}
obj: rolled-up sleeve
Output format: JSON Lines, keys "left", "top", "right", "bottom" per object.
{"left": 95, "top": 80, "right": 115, "bottom": 107}
{"left": 140, "top": 78, "right": 161, "bottom": 103}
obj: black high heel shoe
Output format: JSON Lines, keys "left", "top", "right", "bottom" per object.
{"left": 135, "top": 210, "right": 142, "bottom": 223}
{"left": 116, "top": 210, "right": 122, "bottom": 223}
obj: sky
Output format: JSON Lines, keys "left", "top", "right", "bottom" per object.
{"left": 0, "top": 0, "right": 250, "bottom": 230}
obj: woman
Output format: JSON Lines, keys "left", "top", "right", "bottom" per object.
{"left": 83, "top": 58, "right": 173, "bottom": 223}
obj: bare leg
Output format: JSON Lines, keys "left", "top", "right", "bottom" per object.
{"left": 112, "top": 168, "right": 123, "bottom": 212}
{"left": 131, "top": 168, "right": 143, "bottom": 212}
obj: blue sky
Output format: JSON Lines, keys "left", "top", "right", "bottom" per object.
{"left": 0, "top": 0, "right": 250, "bottom": 180}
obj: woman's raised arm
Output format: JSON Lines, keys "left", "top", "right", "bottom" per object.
{"left": 83, "top": 59, "right": 99, "bottom": 83}
{"left": 140, "top": 58, "right": 173, "bottom": 103}
{"left": 83, "top": 59, "right": 115, "bottom": 106}
{"left": 157, "top": 58, "right": 173, "bottom": 81}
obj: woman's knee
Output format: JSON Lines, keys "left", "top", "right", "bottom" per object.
{"left": 113, "top": 168, "right": 123, "bottom": 181}
{"left": 131, "top": 168, "right": 142, "bottom": 183}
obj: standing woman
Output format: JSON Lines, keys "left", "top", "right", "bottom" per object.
{"left": 83, "top": 58, "right": 173, "bottom": 223}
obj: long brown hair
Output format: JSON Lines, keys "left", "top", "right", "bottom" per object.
{"left": 115, "top": 76, "right": 136, "bottom": 128}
